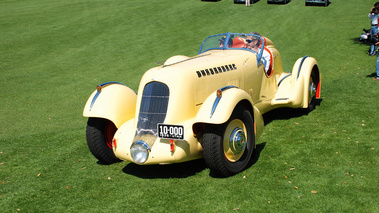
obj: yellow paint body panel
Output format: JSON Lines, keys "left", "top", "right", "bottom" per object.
{"left": 83, "top": 84, "right": 137, "bottom": 128}
{"left": 83, "top": 33, "right": 321, "bottom": 165}
{"left": 193, "top": 88, "right": 264, "bottom": 143}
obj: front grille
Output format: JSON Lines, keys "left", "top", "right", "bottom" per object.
{"left": 135, "top": 82, "right": 169, "bottom": 140}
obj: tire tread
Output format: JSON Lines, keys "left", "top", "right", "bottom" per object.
{"left": 86, "top": 118, "right": 121, "bottom": 164}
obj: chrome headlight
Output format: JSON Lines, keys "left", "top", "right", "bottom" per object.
{"left": 130, "top": 140, "right": 151, "bottom": 164}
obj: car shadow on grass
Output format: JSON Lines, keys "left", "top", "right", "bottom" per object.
{"left": 208, "top": 142, "right": 266, "bottom": 178}
{"left": 263, "top": 100, "right": 322, "bottom": 126}
{"left": 121, "top": 102, "right": 322, "bottom": 179}
{"left": 121, "top": 142, "right": 267, "bottom": 179}
{"left": 122, "top": 158, "right": 207, "bottom": 179}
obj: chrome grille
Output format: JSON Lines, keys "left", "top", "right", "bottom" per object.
{"left": 135, "top": 82, "right": 169, "bottom": 142}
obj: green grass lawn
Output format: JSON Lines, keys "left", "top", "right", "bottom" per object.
{"left": 1, "top": 0, "right": 378, "bottom": 212}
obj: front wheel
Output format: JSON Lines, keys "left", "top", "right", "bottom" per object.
{"left": 86, "top": 118, "right": 121, "bottom": 164}
{"left": 202, "top": 105, "right": 255, "bottom": 176}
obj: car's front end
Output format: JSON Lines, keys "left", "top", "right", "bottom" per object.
{"left": 112, "top": 48, "right": 253, "bottom": 165}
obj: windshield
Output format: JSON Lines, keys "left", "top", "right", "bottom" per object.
{"left": 198, "top": 32, "right": 265, "bottom": 66}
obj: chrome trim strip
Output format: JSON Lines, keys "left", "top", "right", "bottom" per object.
{"left": 89, "top": 81, "right": 125, "bottom": 111}
{"left": 277, "top": 74, "right": 291, "bottom": 86}
{"left": 162, "top": 53, "right": 211, "bottom": 68}
{"left": 297, "top": 56, "right": 309, "bottom": 79}
{"left": 210, "top": 86, "right": 238, "bottom": 118}
{"left": 219, "top": 85, "right": 238, "bottom": 92}
{"left": 98, "top": 81, "right": 125, "bottom": 88}
{"left": 210, "top": 96, "right": 221, "bottom": 118}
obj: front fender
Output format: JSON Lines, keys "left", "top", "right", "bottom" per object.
{"left": 83, "top": 82, "right": 137, "bottom": 128}
{"left": 193, "top": 87, "right": 264, "bottom": 142}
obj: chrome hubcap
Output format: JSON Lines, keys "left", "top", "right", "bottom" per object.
{"left": 224, "top": 119, "right": 247, "bottom": 162}
{"left": 308, "top": 77, "right": 316, "bottom": 103}
{"left": 229, "top": 128, "right": 246, "bottom": 155}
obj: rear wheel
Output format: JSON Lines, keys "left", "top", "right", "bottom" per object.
{"left": 86, "top": 118, "right": 121, "bottom": 164}
{"left": 203, "top": 105, "right": 255, "bottom": 176}
{"left": 307, "top": 70, "right": 318, "bottom": 111}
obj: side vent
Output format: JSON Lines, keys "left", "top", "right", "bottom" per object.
{"left": 196, "top": 64, "right": 237, "bottom": 78}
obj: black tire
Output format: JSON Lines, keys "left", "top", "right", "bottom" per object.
{"left": 202, "top": 105, "right": 255, "bottom": 176}
{"left": 86, "top": 117, "right": 121, "bottom": 164}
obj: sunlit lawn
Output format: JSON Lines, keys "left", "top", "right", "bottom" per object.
{"left": 1, "top": 0, "right": 378, "bottom": 212}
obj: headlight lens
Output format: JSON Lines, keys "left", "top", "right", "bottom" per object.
{"left": 130, "top": 140, "right": 151, "bottom": 164}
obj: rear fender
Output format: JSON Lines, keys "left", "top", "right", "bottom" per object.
{"left": 193, "top": 87, "right": 264, "bottom": 142}
{"left": 83, "top": 82, "right": 137, "bottom": 128}
{"left": 290, "top": 56, "right": 320, "bottom": 108}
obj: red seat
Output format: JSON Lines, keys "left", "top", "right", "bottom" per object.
{"left": 264, "top": 47, "right": 273, "bottom": 77}
{"left": 232, "top": 37, "right": 247, "bottom": 48}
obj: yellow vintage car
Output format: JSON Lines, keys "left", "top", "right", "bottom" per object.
{"left": 83, "top": 32, "right": 321, "bottom": 176}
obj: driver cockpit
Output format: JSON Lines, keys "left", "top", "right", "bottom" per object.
{"left": 198, "top": 32, "right": 272, "bottom": 76}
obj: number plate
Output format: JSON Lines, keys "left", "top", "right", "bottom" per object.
{"left": 157, "top": 124, "right": 184, "bottom": 140}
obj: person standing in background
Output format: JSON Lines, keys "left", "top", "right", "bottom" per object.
{"left": 373, "top": 38, "right": 379, "bottom": 81}
{"left": 368, "top": 5, "right": 379, "bottom": 55}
